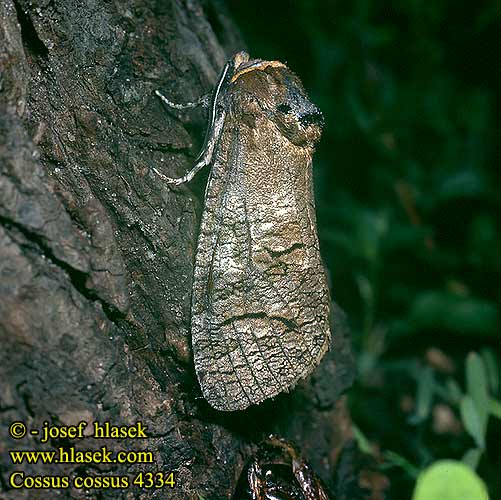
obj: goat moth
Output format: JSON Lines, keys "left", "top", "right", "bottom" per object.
{"left": 155, "top": 52, "right": 331, "bottom": 411}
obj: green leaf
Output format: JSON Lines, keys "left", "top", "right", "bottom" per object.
{"left": 480, "top": 348, "right": 499, "bottom": 395}
{"left": 382, "top": 450, "right": 420, "bottom": 479}
{"left": 413, "top": 460, "right": 489, "bottom": 500}
{"left": 489, "top": 399, "right": 501, "bottom": 419}
{"left": 435, "top": 168, "right": 487, "bottom": 202}
{"left": 460, "top": 396, "right": 486, "bottom": 449}
{"left": 445, "top": 378, "right": 463, "bottom": 404}
{"left": 466, "top": 352, "right": 489, "bottom": 435}
{"left": 352, "top": 424, "right": 373, "bottom": 455}
{"left": 462, "top": 448, "right": 483, "bottom": 470}
{"left": 412, "top": 366, "right": 434, "bottom": 424}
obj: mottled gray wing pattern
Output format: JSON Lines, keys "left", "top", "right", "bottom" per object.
{"left": 191, "top": 122, "right": 330, "bottom": 411}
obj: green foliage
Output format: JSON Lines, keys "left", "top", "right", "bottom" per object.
{"left": 461, "top": 395, "right": 485, "bottom": 450}
{"left": 352, "top": 424, "right": 373, "bottom": 455}
{"left": 481, "top": 348, "right": 499, "bottom": 395}
{"left": 459, "top": 352, "right": 501, "bottom": 458}
{"left": 412, "top": 460, "right": 489, "bottom": 500}
{"left": 382, "top": 450, "right": 420, "bottom": 479}
{"left": 411, "top": 366, "right": 434, "bottom": 424}
{"left": 464, "top": 353, "right": 490, "bottom": 447}
{"left": 463, "top": 448, "right": 483, "bottom": 470}
{"left": 412, "top": 461, "right": 489, "bottom": 500}
{"left": 410, "top": 351, "right": 500, "bottom": 466}
{"left": 409, "top": 292, "right": 498, "bottom": 337}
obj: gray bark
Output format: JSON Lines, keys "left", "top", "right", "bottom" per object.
{"left": 0, "top": 0, "right": 356, "bottom": 498}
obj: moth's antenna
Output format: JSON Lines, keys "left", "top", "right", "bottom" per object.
{"left": 195, "top": 59, "right": 232, "bottom": 162}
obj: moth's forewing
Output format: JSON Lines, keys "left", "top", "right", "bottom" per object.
{"left": 191, "top": 58, "right": 330, "bottom": 411}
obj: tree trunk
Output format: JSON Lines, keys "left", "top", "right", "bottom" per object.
{"left": 0, "top": 1, "right": 356, "bottom": 498}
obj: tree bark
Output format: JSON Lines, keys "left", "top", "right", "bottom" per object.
{"left": 0, "top": 1, "right": 356, "bottom": 498}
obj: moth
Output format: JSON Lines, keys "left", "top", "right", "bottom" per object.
{"left": 155, "top": 52, "right": 331, "bottom": 411}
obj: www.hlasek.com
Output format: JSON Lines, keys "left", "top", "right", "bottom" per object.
{"left": 7, "top": 420, "right": 176, "bottom": 490}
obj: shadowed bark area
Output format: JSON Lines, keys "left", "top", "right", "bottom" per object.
{"left": 0, "top": 0, "right": 356, "bottom": 498}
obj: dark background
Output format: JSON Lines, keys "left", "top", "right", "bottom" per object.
{"left": 226, "top": 0, "right": 501, "bottom": 498}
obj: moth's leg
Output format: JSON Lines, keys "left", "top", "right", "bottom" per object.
{"left": 152, "top": 108, "right": 226, "bottom": 185}
{"left": 153, "top": 57, "right": 235, "bottom": 185}
{"left": 155, "top": 90, "right": 210, "bottom": 110}
{"left": 152, "top": 155, "right": 209, "bottom": 186}
{"left": 153, "top": 90, "right": 211, "bottom": 185}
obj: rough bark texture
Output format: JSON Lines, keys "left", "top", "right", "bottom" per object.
{"left": 0, "top": 1, "right": 356, "bottom": 498}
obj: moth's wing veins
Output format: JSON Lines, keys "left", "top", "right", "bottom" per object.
{"left": 191, "top": 126, "right": 330, "bottom": 411}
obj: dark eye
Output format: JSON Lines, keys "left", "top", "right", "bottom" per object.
{"left": 277, "top": 103, "right": 291, "bottom": 114}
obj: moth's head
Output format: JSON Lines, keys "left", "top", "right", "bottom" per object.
{"left": 228, "top": 55, "right": 323, "bottom": 147}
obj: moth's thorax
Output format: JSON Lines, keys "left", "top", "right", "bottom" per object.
{"left": 220, "top": 116, "right": 313, "bottom": 188}
{"left": 226, "top": 65, "right": 323, "bottom": 147}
